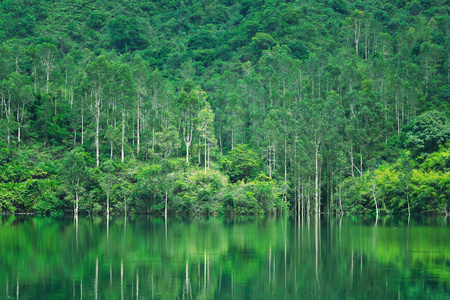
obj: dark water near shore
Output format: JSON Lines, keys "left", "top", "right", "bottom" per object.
{"left": 0, "top": 215, "right": 449, "bottom": 299}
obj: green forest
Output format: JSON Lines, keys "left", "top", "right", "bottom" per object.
{"left": 0, "top": 0, "right": 449, "bottom": 215}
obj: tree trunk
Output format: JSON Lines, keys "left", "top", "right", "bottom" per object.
{"left": 315, "top": 142, "right": 320, "bottom": 215}
{"left": 121, "top": 109, "right": 125, "bottom": 163}
{"left": 350, "top": 141, "right": 355, "bottom": 177}
{"left": 360, "top": 147, "right": 363, "bottom": 176}
{"left": 372, "top": 180, "right": 378, "bottom": 218}
{"left": 198, "top": 138, "right": 201, "bottom": 166}
{"left": 284, "top": 132, "right": 287, "bottom": 195}
{"left": 137, "top": 99, "right": 140, "bottom": 155}
{"left": 81, "top": 106, "right": 84, "bottom": 144}
{"left": 107, "top": 192, "right": 110, "bottom": 217}
{"left": 355, "top": 20, "right": 360, "bottom": 54}
{"left": 298, "top": 180, "right": 301, "bottom": 215}
{"left": 124, "top": 194, "right": 127, "bottom": 216}
{"left": 183, "top": 123, "right": 192, "bottom": 164}
{"left": 96, "top": 103, "right": 100, "bottom": 167}
{"left": 406, "top": 181, "right": 410, "bottom": 216}
{"left": 186, "top": 142, "right": 190, "bottom": 163}
{"left": 165, "top": 190, "right": 168, "bottom": 217}
{"left": 75, "top": 180, "right": 79, "bottom": 216}
{"left": 46, "top": 72, "right": 50, "bottom": 94}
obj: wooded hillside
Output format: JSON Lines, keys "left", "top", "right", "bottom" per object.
{"left": 1, "top": 0, "right": 449, "bottom": 215}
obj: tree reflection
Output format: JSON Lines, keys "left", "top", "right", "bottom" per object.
{"left": 0, "top": 215, "right": 449, "bottom": 299}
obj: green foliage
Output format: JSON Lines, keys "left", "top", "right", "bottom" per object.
{"left": 0, "top": 0, "right": 45, "bottom": 38}
{"left": 287, "top": 40, "right": 309, "bottom": 60}
{"left": 0, "top": 0, "right": 449, "bottom": 215}
{"left": 187, "top": 31, "right": 218, "bottom": 50}
{"left": 153, "top": 125, "right": 181, "bottom": 159}
{"left": 107, "top": 15, "right": 149, "bottom": 52}
{"left": 87, "top": 10, "right": 107, "bottom": 30}
{"left": 33, "top": 183, "right": 62, "bottom": 215}
{"left": 328, "top": 0, "right": 348, "bottom": 14}
{"left": 337, "top": 146, "right": 450, "bottom": 215}
{"left": 405, "top": 110, "right": 450, "bottom": 159}
{"left": 222, "top": 144, "right": 263, "bottom": 183}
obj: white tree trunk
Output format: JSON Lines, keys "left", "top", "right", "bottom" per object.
{"left": 204, "top": 130, "right": 207, "bottom": 172}
{"left": 121, "top": 109, "right": 125, "bottom": 163}
{"left": 75, "top": 180, "right": 79, "bottom": 216}
{"left": 372, "top": 180, "right": 378, "bottom": 218}
{"left": 183, "top": 123, "right": 193, "bottom": 164}
{"left": 81, "top": 106, "right": 84, "bottom": 144}
{"left": 96, "top": 107, "right": 100, "bottom": 167}
{"left": 315, "top": 142, "right": 320, "bottom": 215}
{"left": 46, "top": 72, "right": 50, "bottom": 94}
{"left": 165, "top": 190, "right": 168, "bottom": 217}
{"left": 107, "top": 192, "right": 110, "bottom": 217}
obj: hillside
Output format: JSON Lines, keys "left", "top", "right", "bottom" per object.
{"left": 0, "top": 0, "right": 449, "bottom": 215}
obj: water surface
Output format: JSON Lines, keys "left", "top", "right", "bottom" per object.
{"left": 0, "top": 215, "right": 449, "bottom": 299}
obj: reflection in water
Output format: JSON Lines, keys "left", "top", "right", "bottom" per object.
{"left": 0, "top": 215, "right": 449, "bottom": 299}
{"left": 121, "top": 260, "right": 123, "bottom": 300}
{"left": 95, "top": 257, "right": 98, "bottom": 300}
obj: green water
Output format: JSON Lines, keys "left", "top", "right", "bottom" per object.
{"left": 0, "top": 215, "right": 449, "bottom": 299}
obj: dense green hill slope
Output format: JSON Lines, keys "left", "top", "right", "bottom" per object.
{"left": 0, "top": 0, "right": 449, "bottom": 215}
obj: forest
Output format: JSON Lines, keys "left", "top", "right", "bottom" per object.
{"left": 0, "top": 0, "right": 449, "bottom": 215}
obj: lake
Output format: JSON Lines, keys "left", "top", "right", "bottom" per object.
{"left": 0, "top": 215, "right": 449, "bottom": 299}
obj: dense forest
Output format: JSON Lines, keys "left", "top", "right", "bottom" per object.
{"left": 0, "top": 0, "right": 449, "bottom": 215}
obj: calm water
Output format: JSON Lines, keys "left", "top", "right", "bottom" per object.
{"left": 0, "top": 215, "right": 449, "bottom": 299}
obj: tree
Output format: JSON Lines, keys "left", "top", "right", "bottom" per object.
{"left": 154, "top": 125, "right": 181, "bottom": 159}
{"left": 261, "top": 111, "right": 280, "bottom": 178}
{"left": 0, "top": 0, "right": 38, "bottom": 38}
{"left": 6, "top": 72, "right": 34, "bottom": 142}
{"left": 222, "top": 144, "right": 262, "bottom": 183}
{"left": 115, "top": 63, "right": 134, "bottom": 163}
{"left": 178, "top": 84, "right": 203, "bottom": 164}
{"left": 104, "top": 125, "right": 121, "bottom": 160}
{"left": 107, "top": 15, "right": 149, "bottom": 53}
{"left": 398, "top": 153, "right": 413, "bottom": 215}
{"left": 132, "top": 55, "right": 149, "bottom": 156}
{"left": 197, "top": 102, "right": 216, "bottom": 171}
{"left": 85, "top": 55, "right": 111, "bottom": 167}
{"left": 344, "top": 10, "right": 364, "bottom": 54}
{"left": 37, "top": 43, "right": 58, "bottom": 94}
{"left": 0, "top": 79, "right": 14, "bottom": 145}
{"left": 61, "top": 148, "right": 86, "bottom": 215}
{"left": 99, "top": 160, "right": 117, "bottom": 216}
{"left": 405, "top": 110, "right": 450, "bottom": 158}
{"left": 61, "top": 53, "right": 75, "bottom": 106}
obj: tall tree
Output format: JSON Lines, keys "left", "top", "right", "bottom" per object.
{"left": 61, "top": 148, "right": 87, "bottom": 215}
{"left": 37, "top": 43, "right": 58, "bottom": 94}
{"left": 132, "top": 55, "right": 149, "bottom": 156}
{"left": 85, "top": 55, "right": 111, "bottom": 167}
{"left": 115, "top": 63, "right": 134, "bottom": 163}
{"left": 197, "top": 102, "right": 216, "bottom": 171}
{"left": 7, "top": 72, "right": 34, "bottom": 142}
{"left": 99, "top": 160, "right": 117, "bottom": 216}
{"left": 178, "top": 84, "right": 203, "bottom": 164}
